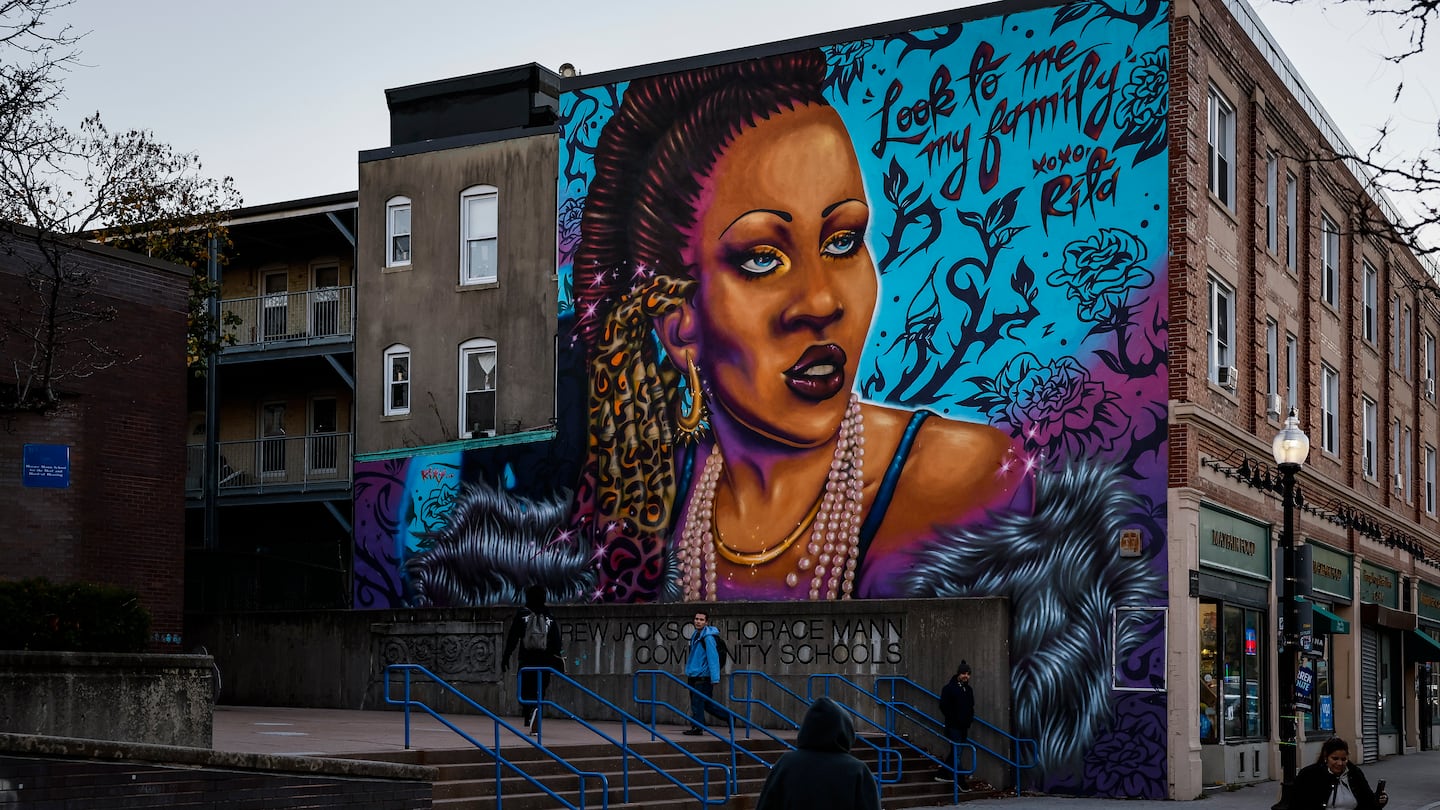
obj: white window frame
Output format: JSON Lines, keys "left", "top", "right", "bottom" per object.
{"left": 1208, "top": 275, "right": 1235, "bottom": 385}
{"left": 1266, "top": 319, "right": 1279, "bottom": 396}
{"left": 1265, "top": 154, "right": 1278, "bottom": 252}
{"left": 460, "top": 185, "right": 499, "bottom": 285}
{"left": 1320, "top": 363, "right": 1339, "bottom": 455}
{"left": 1286, "top": 333, "right": 1299, "bottom": 412}
{"left": 459, "top": 337, "right": 498, "bottom": 438}
{"left": 1285, "top": 173, "right": 1298, "bottom": 271}
{"left": 1426, "top": 445, "right": 1437, "bottom": 516}
{"left": 1403, "top": 304, "right": 1413, "bottom": 380}
{"left": 384, "top": 343, "right": 411, "bottom": 417}
{"left": 1393, "top": 418, "right": 1402, "bottom": 492}
{"left": 1362, "top": 261, "right": 1377, "bottom": 344}
{"left": 1425, "top": 331, "right": 1436, "bottom": 393}
{"left": 1405, "top": 425, "right": 1414, "bottom": 502}
{"left": 1320, "top": 214, "right": 1340, "bottom": 307}
{"left": 386, "top": 196, "right": 412, "bottom": 268}
{"left": 1361, "top": 397, "right": 1377, "bottom": 480}
{"left": 1392, "top": 293, "right": 1402, "bottom": 370}
{"left": 1208, "top": 89, "right": 1236, "bottom": 210}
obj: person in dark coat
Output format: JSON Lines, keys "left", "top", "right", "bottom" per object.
{"left": 936, "top": 660, "right": 976, "bottom": 791}
{"left": 755, "top": 697, "right": 880, "bottom": 810}
{"left": 1292, "top": 737, "right": 1388, "bottom": 810}
{"left": 501, "top": 584, "right": 563, "bottom": 732}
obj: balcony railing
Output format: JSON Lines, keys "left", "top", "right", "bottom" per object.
{"left": 221, "top": 286, "right": 354, "bottom": 350}
{"left": 186, "top": 433, "right": 352, "bottom": 495}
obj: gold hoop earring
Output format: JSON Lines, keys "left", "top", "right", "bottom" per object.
{"left": 675, "top": 354, "right": 707, "bottom": 442}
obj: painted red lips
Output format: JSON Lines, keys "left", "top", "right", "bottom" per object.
{"left": 785, "top": 343, "right": 847, "bottom": 401}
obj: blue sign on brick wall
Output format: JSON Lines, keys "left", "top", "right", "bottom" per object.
{"left": 22, "top": 444, "right": 70, "bottom": 488}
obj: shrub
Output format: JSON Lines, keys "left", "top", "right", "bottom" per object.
{"left": 0, "top": 578, "right": 150, "bottom": 652}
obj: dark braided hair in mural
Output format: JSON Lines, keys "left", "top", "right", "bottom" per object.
{"left": 569, "top": 51, "right": 831, "bottom": 602}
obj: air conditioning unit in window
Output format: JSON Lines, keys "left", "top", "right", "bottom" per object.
{"left": 1394, "top": 472, "right": 1405, "bottom": 494}
{"left": 1266, "top": 393, "right": 1283, "bottom": 418}
{"left": 1217, "top": 365, "right": 1238, "bottom": 390}
{"left": 1427, "top": 376, "right": 1436, "bottom": 400}
{"left": 1364, "top": 457, "right": 1375, "bottom": 478}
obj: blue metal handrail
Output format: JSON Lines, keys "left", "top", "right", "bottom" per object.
{"left": 726, "top": 669, "right": 903, "bottom": 785}
{"left": 383, "top": 663, "right": 609, "bottom": 810}
{"left": 631, "top": 668, "right": 798, "bottom": 791}
{"left": 808, "top": 673, "right": 960, "bottom": 792}
{"left": 873, "top": 675, "right": 1038, "bottom": 797}
{"left": 528, "top": 666, "right": 731, "bottom": 806}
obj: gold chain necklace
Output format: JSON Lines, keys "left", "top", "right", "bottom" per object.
{"left": 712, "top": 490, "right": 824, "bottom": 566}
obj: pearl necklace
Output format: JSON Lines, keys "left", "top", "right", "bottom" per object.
{"left": 678, "top": 395, "right": 865, "bottom": 601}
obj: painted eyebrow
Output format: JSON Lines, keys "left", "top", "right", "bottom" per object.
{"left": 822, "top": 198, "right": 866, "bottom": 217}
{"left": 719, "top": 208, "right": 792, "bottom": 239}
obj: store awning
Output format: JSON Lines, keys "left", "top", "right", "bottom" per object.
{"left": 1313, "top": 604, "right": 1351, "bottom": 635}
{"left": 1408, "top": 629, "right": 1440, "bottom": 662}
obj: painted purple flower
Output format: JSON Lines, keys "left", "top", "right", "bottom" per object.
{"left": 1114, "top": 47, "right": 1168, "bottom": 130}
{"left": 991, "top": 353, "right": 1125, "bottom": 458}
{"left": 1047, "top": 229, "right": 1152, "bottom": 323}
{"left": 558, "top": 197, "right": 585, "bottom": 258}
{"left": 1084, "top": 694, "right": 1168, "bottom": 798}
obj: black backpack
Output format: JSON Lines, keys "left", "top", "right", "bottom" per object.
{"left": 712, "top": 634, "right": 730, "bottom": 671}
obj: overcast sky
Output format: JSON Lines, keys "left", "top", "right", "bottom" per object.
{"left": 50, "top": 0, "right": 1440, "bottom": 244}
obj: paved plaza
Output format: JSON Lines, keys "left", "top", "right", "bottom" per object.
{"left": 214, "top": 706, "right": 1440, "bottom": 807}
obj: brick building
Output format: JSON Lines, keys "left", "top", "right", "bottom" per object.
{"left": 0, "top": 223, "right": 191, "bottom": 648}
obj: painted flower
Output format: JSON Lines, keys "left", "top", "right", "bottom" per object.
{"left": 1114, "top": 47, "right": 1169, "bottom": 129}
{"left": 557, "top": 197, "right": 585, "bottom": 257}
{"left": 1047, "top": 229, "right": 1152, "bottom": 323}
{"left": 1084, "top": 694, "right": 1168, "bottom": 798}
{"left": 822, "top": 39, "right": 874, "bottom": 103}
{"left": 992, "top": 353, "right": 1125, "bottom": 458}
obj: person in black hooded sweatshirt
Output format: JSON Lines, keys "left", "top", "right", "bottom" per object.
{"left": 937, "top": 660, "right": 976, "bottom": 791}
{"left": 756, "top": 697, "right": 880, "bottom": 810}
{"left": 501, "top": 584, "right": 563, "bottom": 732}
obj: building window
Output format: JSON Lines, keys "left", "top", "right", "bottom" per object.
{"left": 1266, "top": 319, "right": 1279, "bottom": 396}
{"left": 384, "top": 344, "right": 410, "bottom": 416}
{"left": 386, "top": 196, "right": 411, "bottom": 267}
{"left": 1393, "top": 418, "right": 1401, "bottom": 493}
{"left": 460, "top": 185, "right": 498, "bottom": 285}
{"left": 1392, "top": 293, "right": 1402, "bottom": 370}
{"left": 1285, "top": 173, "right": 1298, "bottom": 270}
{"left": 1320, "top": 363, "right": 1339, "bottom": 455}
{"left": 1208, "top": 89, "right": 1236, "bottom": 210}
{"left": 1362, "top": 261, "right": 1377, "bottom": 344}
{"left": 1265, "top": 154, "right": 1278, "bottom": 252}
{"left": 1199, "top": 601, "right": 1268, "bottom": 743}
{"left": 459, "top": 338, "right": 498, "bottom": 438}
{"left": 1362, "top": 397, "right": 1377, "bottom": 479}
{"left": 1426, "top": 331, "right": 1437, "bottom": 398}
{"left": 1286, "top": 333, "right": 1298, "bottom": 412}
{"left": 1403, "top": 305, "right": 1413, "bottom": 379}
{"left": 1304, "top": 603, "right": 1337, "bottom": 734}
{"left": 1208, "top": 276, "right": 1235, "bottom": 386}
{"left": 1427, "top": 445, "right": 1437, "bottom": 516}
{"left": 1320, "top": 214, "right": 1340, "bottom": 307}
{"left": 1405, "top": 425, "right": 1414, "bottom": 502}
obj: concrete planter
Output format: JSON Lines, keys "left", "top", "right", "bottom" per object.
{"left": 0, "top": 651, "right": 214, "bottom": 748}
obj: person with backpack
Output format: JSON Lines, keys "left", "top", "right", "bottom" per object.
{"left": 502, "top": 584, "right": 563, "bottom": 733}
{"left": 682, "top": 609, "right": 727, "bottom": 735}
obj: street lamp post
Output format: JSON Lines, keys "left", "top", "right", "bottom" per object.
{"left": 1271, "top": 408, "right": 1310, "bottom": 810}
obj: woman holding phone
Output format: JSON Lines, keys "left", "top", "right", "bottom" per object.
{"left": 1292, "top": 737, "right": 1388, "bottom": 810}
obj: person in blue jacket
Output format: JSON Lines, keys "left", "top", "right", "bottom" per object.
{"left": 682, "top": 609, "right": 725, "bottom": 735}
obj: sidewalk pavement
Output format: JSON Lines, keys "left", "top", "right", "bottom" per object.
{"left": 214, "top": 707, "right": 1440, "bottom": 807}
{"left": 911, "top": 748, "right": 1440, "bottom": 809}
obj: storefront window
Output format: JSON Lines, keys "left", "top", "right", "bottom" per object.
{"left": 1204, "top": 602, "right": 1268, "bottom": 742}
{"left": 1305, "top": 638, "right": 1334, "bottom": 733}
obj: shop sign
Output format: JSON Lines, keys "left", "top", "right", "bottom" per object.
{"left": 1359, "top": 562, "right": 1399, "bottom": 608}
{"left": 1418, "top": 580, "right": 1440, "bottom": 624}
{"left": 1199, "top": 505, "right": 1271, "bottom": 580}
{"left": 1308, "top": 542, "right": 1352, "bottom": 601}
{"left": 1318, "top": 695, "right": 1333, "bottom": 731}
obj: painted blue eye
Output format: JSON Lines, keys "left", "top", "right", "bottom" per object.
{"left": 822, "top": 231, "right": 860, "bottom": 257}
{"left": 738, "top": 249, "right": 786, "bottom": 276}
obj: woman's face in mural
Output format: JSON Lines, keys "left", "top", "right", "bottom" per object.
{"left": 667, "top": 103, "right": 877, "bottom": 448}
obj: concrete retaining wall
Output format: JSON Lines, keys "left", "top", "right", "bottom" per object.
{"left": 0, "top": 652, "right": 214, "bottom": 748}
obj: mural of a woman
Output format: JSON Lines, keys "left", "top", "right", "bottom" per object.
{"left": 569, "top": 51, "right": 1028, "bottom": 603}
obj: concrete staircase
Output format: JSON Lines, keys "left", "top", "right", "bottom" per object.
{"left": 341, "top": 735, "right": 1002, "bottom": 810}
